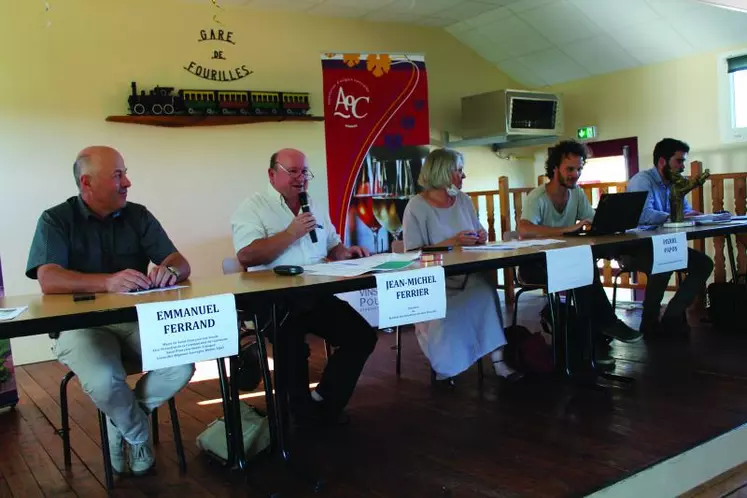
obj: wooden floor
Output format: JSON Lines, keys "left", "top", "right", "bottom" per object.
{"left": 4, "top": 294, "right": 747, "bottom": 498}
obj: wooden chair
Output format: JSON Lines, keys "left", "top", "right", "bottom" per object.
{"left": 502, "top": 231, "right": 547, "bottom": 327}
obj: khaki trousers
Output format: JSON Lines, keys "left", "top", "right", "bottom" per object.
{"left": 53, "top": 322, "right": 195, "bottom": 444}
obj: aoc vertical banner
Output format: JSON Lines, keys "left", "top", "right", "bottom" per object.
{"left": 321, "top": 53, "right": 430, "bottom": 255}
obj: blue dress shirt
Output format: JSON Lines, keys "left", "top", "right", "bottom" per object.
{"left": 626, "top": 167, "right": 693, "bottom": 226}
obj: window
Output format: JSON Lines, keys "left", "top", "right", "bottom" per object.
{"left": 580, "top": 156, "right": 628, "bottom": 185}
{"left": 718, "top": 50, "right": 747, "bottom": 143}
{"left": 734, "top": 69, "right": 747, "bottom": 128}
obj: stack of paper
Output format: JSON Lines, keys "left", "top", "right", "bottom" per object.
{"left": 693, "top": 213, "right": 734, "bottom": 225}
{"left": 303, "top": 252, "right": 421, "bottom": 277}
{"left": 461, "top": 239, "right": 566, "bottom": 251}
{"left": 0, "top": 306, "right": 27, "bottom": 321}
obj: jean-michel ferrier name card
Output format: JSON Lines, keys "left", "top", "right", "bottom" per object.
{"left": 375, "top": 266, "right": 446, "bottom": 328}
{"left": 136, "top": 293, "right": 238, "bottom": 371}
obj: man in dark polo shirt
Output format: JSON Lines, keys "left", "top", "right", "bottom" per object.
{"left": 25, "top": 146, "right": 194, "bottom": 476}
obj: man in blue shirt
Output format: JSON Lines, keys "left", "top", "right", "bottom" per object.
{"left": 625, "top": 138, "right": 713, "bottom": 336}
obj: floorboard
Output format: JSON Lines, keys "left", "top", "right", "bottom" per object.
{"left": 5, "top": 294, "right": 747, "bottom": 497}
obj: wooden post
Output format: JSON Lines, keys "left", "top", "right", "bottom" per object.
{"left": 513, "top": 192, "right": 524, "bottom": 229}
{"left": 690, "top": 161, "right": 706, "bottom": 256}
{"left": 734, "top": 176, "right": 747, "bottom": 277}
{"left": 498, "top": 176, "right": 510, "bottom": 236}
{"left": 486, "top": 195, "right": 496, "bottom": 243}
{"left": 712, "top": 176, "right": 726, "bottom": 282}
{"left": 498, "top": 176, "right": 515, "bottom": 307}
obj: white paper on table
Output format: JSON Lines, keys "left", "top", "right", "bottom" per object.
{"left": 303, "top": 252, "right": 421, "bottom": 278}
{"left": 545, "top": 245, "right": 594, "bottom": 293}
{"left": 374, "top": 266, "right": 446, "bottom": 328}
{"left": 136, "top": 293, "right": 238, "bottom": 371}
{"left": 119, "top": 285, "right": 188, "bottom": 295}
{"left": 0, "top": 306, "right": 28, "bottom": 321}
{"left": 462, "top": 239, "right": 566, "bottom": 251}
{"left": 651, "top": 232, "right": 688, "bottom": 275}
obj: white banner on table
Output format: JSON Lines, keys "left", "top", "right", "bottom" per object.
{"left": 545, "top": 245, "right": 594, "bottom": 293}
{"left": 336, "top": 289, "right": 379, "bottom": 328}
{"left": 375, "top": 266, "right": 446, "bottom": 328}
{"left": 136, "top": 293, "right": 238, "bottom": 371}
{"left": 651, "top": 232, "right": 688, "bottom": 274}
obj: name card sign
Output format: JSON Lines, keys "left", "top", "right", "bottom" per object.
{"left": 545, "top": 245, "right": 594, "bottom": 293}
{"left": 374, "top": 267, "right": 446, "bottom": 328}
{"left": 651, "top": 232, "right": 688, "bottom": 274}
{"left": 136, "top": 294, "right": 238, "bottom": 371}
{"left": 335, "top": 288, "right": 379, "bottom": 327}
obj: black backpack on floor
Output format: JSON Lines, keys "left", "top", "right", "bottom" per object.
{"left": 706, "top": 274, "right": 747, "bottom": 333}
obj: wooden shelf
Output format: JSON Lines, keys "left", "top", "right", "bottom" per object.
{"left": 105, "top": 114, "right": 324, "bottom": 128}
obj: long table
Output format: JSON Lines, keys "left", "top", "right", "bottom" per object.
{"left": 2, "top": 221, "right": 746, "bottom": 493}
{"left": 3, "top": 221, "right": 746, "bottom": 340}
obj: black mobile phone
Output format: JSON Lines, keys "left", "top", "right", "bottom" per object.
{"left": 422, "top": 246, "right": 453, "bottom": 253}
{"left": 273, "top": 265, "right": 304, "bottom": 276}
{"left": 73, "top": 293, "right": 96, "bottom": 302}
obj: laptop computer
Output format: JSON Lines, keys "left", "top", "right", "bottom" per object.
{"left": 564, "top": 191, "right": 648, "bottom": 236}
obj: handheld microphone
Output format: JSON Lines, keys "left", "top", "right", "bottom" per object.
{"left": 298, "top": 191, "right": 317, "bottom": 243}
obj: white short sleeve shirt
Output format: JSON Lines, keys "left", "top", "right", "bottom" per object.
{"left": 231, "top": 184, "right": 342, "bottom": 269}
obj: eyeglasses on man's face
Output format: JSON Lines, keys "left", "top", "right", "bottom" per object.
{"left": 275, "top": 162, "right": 314, "bottom": 181}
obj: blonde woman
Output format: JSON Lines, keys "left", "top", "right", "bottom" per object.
{"left": 402, "top": 148, "right": 522, "bottom": 381}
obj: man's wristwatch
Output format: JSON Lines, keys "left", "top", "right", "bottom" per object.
{"left": 166, "top": 265, "right": 180, "bottom": 280}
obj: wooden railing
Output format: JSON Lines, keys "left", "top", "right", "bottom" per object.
{"left": 700, "top": 171, "right": 747, "bottom": 282}
{"left": 467, "top": 187, "right": 513, "bottom": 304}
{"left": 467, "top": 189, "right": 500, "bottom": 243}
{"left": 507, "top": 185, "right": 534, "bottom": 233}
{"left": 466, "top": 161, "right": 747, "bottom": 304}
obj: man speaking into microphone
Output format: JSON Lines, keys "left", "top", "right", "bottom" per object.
{"left": 230, "top": 148, "right": 376, "bottom": 428}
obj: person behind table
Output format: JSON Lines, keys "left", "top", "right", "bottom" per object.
{"left": 402, "top": 148, "right": 523, "bottom": 382}
{"left": 518, "top": 140, "right": 642, "bottom": 366}
{"left": 25, "top": 146, "right": 195, "bottom": 476}
{"left": 624, "top": 138, "right": 713, "bottom": 336}
{"left": 230, "top": 148, "right": 378, "bottom": 427}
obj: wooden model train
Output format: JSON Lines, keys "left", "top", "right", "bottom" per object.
{"left": 127, "top": 82, "right": 311, "bottom": 117}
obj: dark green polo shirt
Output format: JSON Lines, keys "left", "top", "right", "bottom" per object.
{"left": 26, "top": 196, "right": 178, "bottom": 280}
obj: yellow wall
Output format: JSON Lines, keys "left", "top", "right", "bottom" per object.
{"left": 512, "top": 45, "right": 747, "bottom": 289}
{"left": 0, "top": 0, "right": 530, "bottom": 363}
{"left": 526, "top": 43, "right": 747, "bottom": 182}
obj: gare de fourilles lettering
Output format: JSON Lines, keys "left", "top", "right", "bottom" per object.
{"left": 157, "top": 304, "right": 220, "bottom": 334}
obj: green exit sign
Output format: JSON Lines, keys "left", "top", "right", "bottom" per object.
{"left": 577, "top": 126, "right": 597, "bottom": 140}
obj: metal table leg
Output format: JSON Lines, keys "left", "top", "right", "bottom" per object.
{"left": 269, "top": 303, "right": 325, "bottom": 492}
{"left": 550, "top": 289, "right": 635, "bottom": 388}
